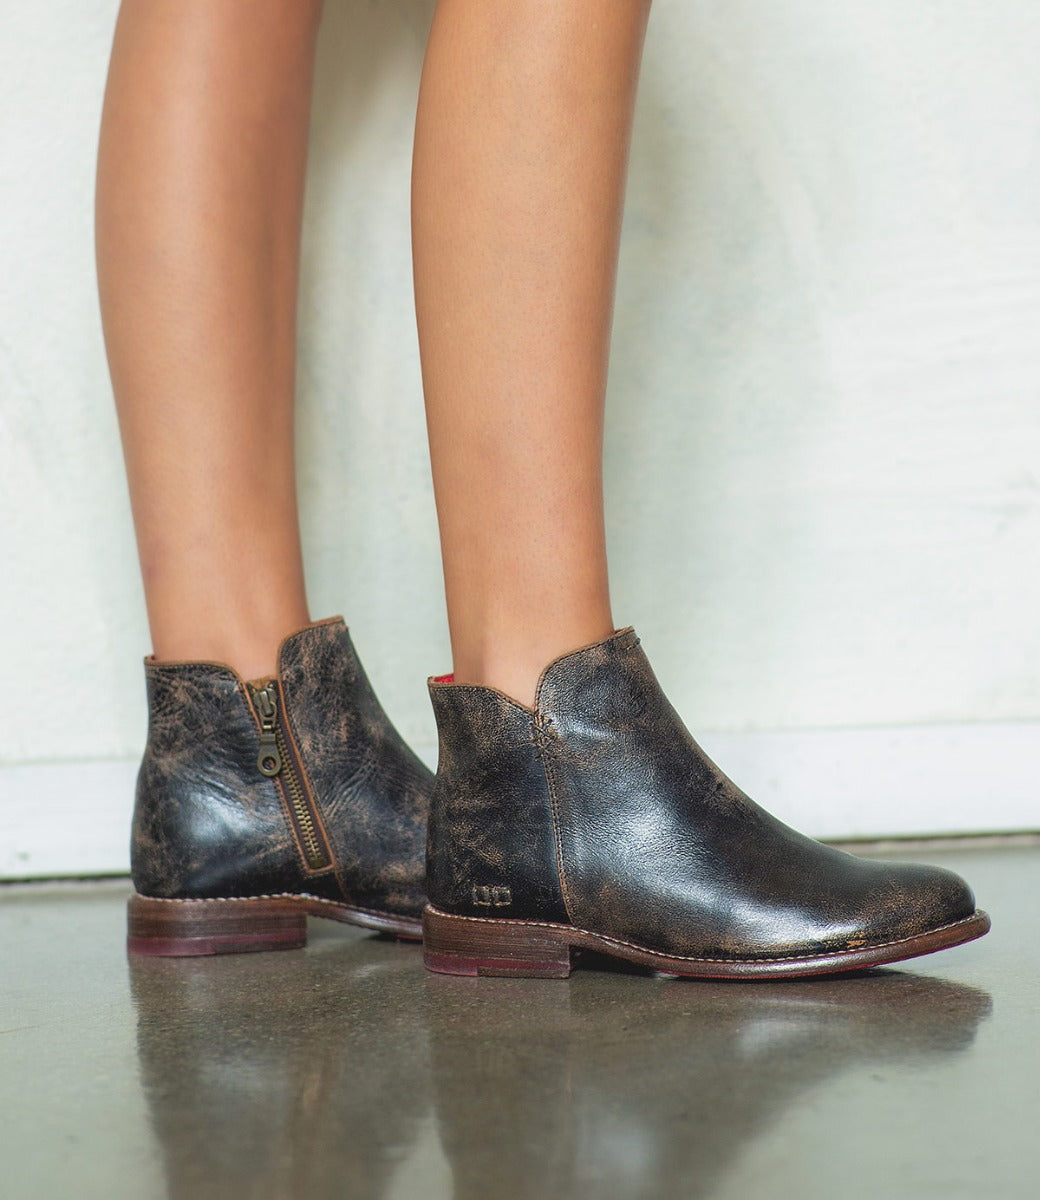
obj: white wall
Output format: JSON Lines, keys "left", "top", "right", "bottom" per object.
{"left": 2, "top": 1, "right": 1038, "bottom": 876}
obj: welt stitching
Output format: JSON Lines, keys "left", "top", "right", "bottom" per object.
{"left": 134, "top": 892, "right": 404, "bottom": 921}
{"left": 425, "top": 905, "right": 983, "bottom": 965}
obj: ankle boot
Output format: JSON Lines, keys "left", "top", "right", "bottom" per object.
{"left": 422, "top": 628, "right": 990, "bottom": 978}
{"left": 127, "top": 617, "right": 429, "bottom": 955}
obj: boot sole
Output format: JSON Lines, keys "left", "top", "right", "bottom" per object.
{"left": 422, "top": 904, "right": 991, "bottom": 980}
{"left": 127, "top": 892, "right": 422, "bottom": 957}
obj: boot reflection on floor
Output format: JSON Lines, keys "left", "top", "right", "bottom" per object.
{"left": 129, "top": 937, "right": 432, "bottom": 1200}
{"left": 131, "top": 934, "right": 990, "bottom": 1200}
{"left": 425, "top": 964, "right": 991, "bottom": 1200}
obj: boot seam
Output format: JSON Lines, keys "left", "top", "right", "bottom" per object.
{"left": 132, "top": 890, "right": 408, "bottom": 921}
{"left": 538, "top": 735, "right": 576, "bottom": 926}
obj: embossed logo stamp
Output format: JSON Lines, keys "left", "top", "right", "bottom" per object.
{"left": 472, "top": 885, "right": 512, "bottom": 908}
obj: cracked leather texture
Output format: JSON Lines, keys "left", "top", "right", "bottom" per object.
{"left": 426, "top": 684, "right": 569, "bottom": 923}
{"left": 132, "top": 618, "right": 429, "bottom": 918}
{"left": 279, "top": 620, "right": 428, "bottom": 919}
{"left": 428, "top": 627, "right": 978, "bottom": 961}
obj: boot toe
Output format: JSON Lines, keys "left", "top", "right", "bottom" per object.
{"left": 870, "top": 860, "right": 978, "bottom": 944}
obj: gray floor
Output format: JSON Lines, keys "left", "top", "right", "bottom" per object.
{"left": 2, "top": 843, "right": 1037, "bottom": 1200}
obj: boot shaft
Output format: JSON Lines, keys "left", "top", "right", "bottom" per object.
{"left": 426, "top": 682, "right": 568, "bottom": 923}
{"left": 133, "top": 618, "right": 429, "bottom": 917}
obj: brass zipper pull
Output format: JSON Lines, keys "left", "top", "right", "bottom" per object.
{"left": 248, "top": 679, "right": 331, "bottom": 872}
{"left": 254, "top": 685, "right": 283, "bottom": 777}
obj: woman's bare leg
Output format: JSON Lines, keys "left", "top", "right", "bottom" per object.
{"left": 412, "top": 0, "right": 651, "bottom": 705}
{"left": 96, "top": 0, "right": 323, "bottom": 679}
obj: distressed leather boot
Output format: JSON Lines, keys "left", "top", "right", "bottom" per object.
{"left": 127, "top": 617, "right": 429, "bottom": 955}
{"left": 423, "top": 628, "right": 990, "bottom": 979}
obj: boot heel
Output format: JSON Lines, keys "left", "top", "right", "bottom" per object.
{"left": 422, "top": 906, "right": 574, "bottom": 978}
{"left": 127, "top": 894, "right": 308, "bottom": 957}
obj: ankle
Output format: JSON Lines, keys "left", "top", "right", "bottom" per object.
{"left": 450, "top": 618, "right": 616, "bottom": 707}
{"left": 148, "top": 608, "right": 312, "bottom": 681}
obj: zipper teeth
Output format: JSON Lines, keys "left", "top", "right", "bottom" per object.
{"left": 251, "top": 682, "right": 330, "bottom": 871}
{"left": 273, "top": 722, "right": 327, "bottom": 869}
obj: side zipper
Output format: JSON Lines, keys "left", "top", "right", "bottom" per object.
{"left": 250, "top": 682, "right": 332, "bottom": 872}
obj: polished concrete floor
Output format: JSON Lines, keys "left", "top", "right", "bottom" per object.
{"left": 1, "top": 843, "right": 1037, "bottom": 1200}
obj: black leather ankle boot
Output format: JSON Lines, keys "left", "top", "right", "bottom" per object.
{"left": 423, "top": 628, "right": 989, "bottom": 978}
{"left": 127, "top": 617, "right": 429, "bottom": 955}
